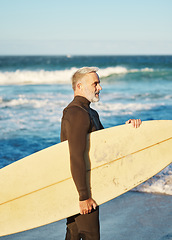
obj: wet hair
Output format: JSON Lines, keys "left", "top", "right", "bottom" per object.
{"left": 72, "top": 67, "right": 99, "bottom": 90}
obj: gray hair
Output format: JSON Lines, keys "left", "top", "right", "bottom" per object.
{"left": 72, "top": 67, "right": 99, "bottom": 90}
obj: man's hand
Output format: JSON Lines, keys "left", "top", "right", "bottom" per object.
{"left": 79, "top": 198, "right": 97, "bottom": 215}
{"left": 125, "top": 119, "right": 142, "bottom": 128}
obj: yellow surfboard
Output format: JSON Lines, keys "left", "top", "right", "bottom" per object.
{"left": 0, "top": 120, "right": 172, "bottom": 236}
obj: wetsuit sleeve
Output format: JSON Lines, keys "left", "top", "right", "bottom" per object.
{"left": 64, "top": 107, "right": 90, "bottom": 201}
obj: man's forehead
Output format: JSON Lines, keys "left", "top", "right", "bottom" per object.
{"left": 85, "top": 72, "right": 100, "bottom": 82}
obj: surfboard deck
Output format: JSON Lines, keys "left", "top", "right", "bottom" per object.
{"left": 0, "top": 120, "right": 172, "bottom": 236}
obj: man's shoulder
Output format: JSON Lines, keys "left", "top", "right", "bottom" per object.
{"left": 64, "top": 104, "right": 88, "bottom": 114}
{"left": 63, "top": 104, "right": 89, "bottom": 122}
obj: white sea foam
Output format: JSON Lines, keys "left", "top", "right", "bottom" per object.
{"left": 98, "top": 66, "right": 154, "bottom": 77}
{"left": 0, "top": 96, "right": 69, "bottom": 109}
{"left": 0, "top": 67, "right": 154, "bottom": 85}
{"left": 1, "top": 96, "right": 162, "bottom": 115}
{"left": 133, "top": 166, "right": 172, "bottom": 195}
{"left": 98, "top": 67, "right": 128, "bottom": 77}
{"left": 93, "top": 102, "right": 164, "bottom": 116}
{"left": 130, "top": 67, "right": 154, "bottom": 73}
{"left": 2, "top": 98, "right": 48, "bottom": 108}
{"left": 0, "top": 68, "right": 78, "bottom": 85}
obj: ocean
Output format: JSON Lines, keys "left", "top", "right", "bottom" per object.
{"left": 0, "top": 55, "right": 172, "bottom": 239}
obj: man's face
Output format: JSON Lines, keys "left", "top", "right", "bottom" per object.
{"left": 81, "top": 72, "right": 102, "bottom": 102}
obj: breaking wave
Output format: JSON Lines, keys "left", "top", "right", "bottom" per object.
{"left": 0, "top": 67, "right": 154, "bottom": 85}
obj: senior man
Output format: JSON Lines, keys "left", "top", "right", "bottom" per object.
{"left": 61, "top": 67, "right": 141, "bottom": 240}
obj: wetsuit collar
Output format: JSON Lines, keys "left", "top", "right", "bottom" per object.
{"left": 74, "top": 95, "right": 91, "bottom": 107}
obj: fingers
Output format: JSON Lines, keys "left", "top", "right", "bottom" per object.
{"left": 79, "top": 198, "right": 97, "bottom": 215}
{"left": 131, "top": 119, "right": 142, "bottom": 128}
{"left": 126, "top": 119, "right": 142, "bottom": 128}
{"left": 125, "top": 119, "right": 131, "bottom": 124}
{"left": 92, "top": 201, "right": 97, "bottom": 210}
{"left": 80, "top": 206, "right": 92, "bottom": 215}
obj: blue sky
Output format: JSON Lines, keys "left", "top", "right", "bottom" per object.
{"left": 0, "top": 0, "right": 172, "bottom": 55}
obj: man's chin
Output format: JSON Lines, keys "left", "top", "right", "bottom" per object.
{"left": 91, "top": 96, "right": 99, "bottom": 103}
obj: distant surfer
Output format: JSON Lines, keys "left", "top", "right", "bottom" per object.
{"left": 61, "top": 67, "right": 141, "bottom": 240}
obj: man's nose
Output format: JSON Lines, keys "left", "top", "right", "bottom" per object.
{"left": 98, "top": 84, "right": 102, "bottom": 91}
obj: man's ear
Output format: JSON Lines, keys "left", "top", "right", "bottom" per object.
{"left": 77, "top": 82, "right": 82, "bottom": 90}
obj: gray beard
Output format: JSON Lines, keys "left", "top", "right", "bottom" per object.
{"left": 82, "top": 83, "right": 100, "bottom": 103}
{"left": 91, "top": 95, "right": 99, "bottom": 102}
{"left": 85, "top": 91, "right": 100, "bottom": 103}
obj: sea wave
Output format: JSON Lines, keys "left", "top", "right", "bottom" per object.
{"left": 0, "top": 96, "right": 163, "bottom": 113}
{"left": 94, "top": 102, "right": 165, "bottom": 116}
{"left": 0, "top": 95, "right": 69, "bottom": 109}
{"left": 0, "top": 68, "right": 77, "bottom": 85}
{"left": 133, "top": 166, "right": 172, "bottom": 195}
{"left": 0, "top": 67, "right": 154, "bottom": 85}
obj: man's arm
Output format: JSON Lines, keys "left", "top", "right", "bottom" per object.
{"left": 64, "top": 107, "right": 97, "bottom": 214}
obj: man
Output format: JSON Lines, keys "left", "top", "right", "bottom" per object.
{"left": 61, "top": 67, "right": 141, "bottom": 240}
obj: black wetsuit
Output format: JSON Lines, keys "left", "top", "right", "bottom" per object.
{"left": 61, "top": 96, "right": 103, "bottom": 240}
